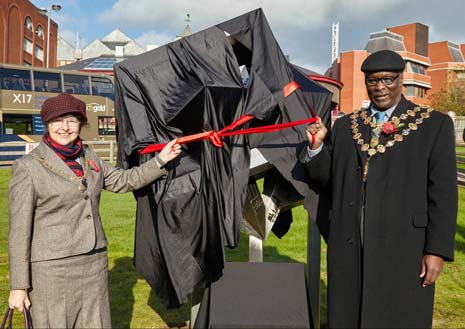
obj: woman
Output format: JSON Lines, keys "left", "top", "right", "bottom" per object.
{"left": 8, "top": 93, "right": 181, "bottom": 328}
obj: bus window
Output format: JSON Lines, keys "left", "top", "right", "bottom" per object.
{"left": 91, "top": 76, "right": 114, "bottom": 100}
{"left": 33, "top": 71, "right": 62, "bottom": 92}
{"left": 0, "top": 68, "right": 32, "bottom": 91}
{"left": 3, "top": 114, "right": 33, "bottom": 134}
{"left": 98, "top": 116, "right": 116, "bottom": 135}
{"left": 64, "top": 74, "right": 90, "bottom": 95}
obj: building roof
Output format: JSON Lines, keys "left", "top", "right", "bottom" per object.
{"left": 57, "top": 36, "right": 77, "bottom": 61}
{"left": 365, "top": 30, "right": 406, "bottom": 53}
{"left": 81, "top": 29, "right": 145, "bottom": 60}
{"left": 59, "top": 56, "right": 127, "bottom": 73}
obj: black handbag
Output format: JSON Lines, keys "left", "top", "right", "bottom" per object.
{"left": 0, "top": 306, "right": 33, "bottom": 329}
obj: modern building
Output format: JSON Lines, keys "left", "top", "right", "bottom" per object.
{"left": 0, "top": 0, "right": 59, "bottom": 67}
{"left": 328, "top": 22, "right": 465, "bottom": 113}
{"left": 427, "top": 40, "right": 465, "bottom": 97}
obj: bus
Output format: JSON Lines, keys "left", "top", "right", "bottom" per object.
{"left": 0, "top": 63, "right": 115, "bottom": 143}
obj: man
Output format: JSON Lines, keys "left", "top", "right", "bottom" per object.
{"left": 301, "top": 50, "right": 457, "bottom": 328}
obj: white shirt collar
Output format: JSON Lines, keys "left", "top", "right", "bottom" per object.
{"left": 370, "top": 103, "right": 397, "bottom": 119}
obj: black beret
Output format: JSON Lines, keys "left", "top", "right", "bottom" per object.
{"left": 361, "top": 50, "right": 405, "bottom": 73}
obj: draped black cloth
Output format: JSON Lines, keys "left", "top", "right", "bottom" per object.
{"left": 114, "top": 8, "right": 332, "bottom": 308}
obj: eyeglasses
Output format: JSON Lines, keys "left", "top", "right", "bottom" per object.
{"left": 49, "top": 119, "right": 81, "bottom": 128}
{"left": 365, "top": 74, "right": 400, "bottom": 86}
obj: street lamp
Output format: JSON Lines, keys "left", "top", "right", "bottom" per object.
{"left": 39, "top": 4, "right": 62, "bottom": 68}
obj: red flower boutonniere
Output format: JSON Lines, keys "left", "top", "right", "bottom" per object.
{"left": 88, "top": 159, "right": 100, "bottom": 172}
{"left": 382, "top": 122, "right": 405, "bottom": 135}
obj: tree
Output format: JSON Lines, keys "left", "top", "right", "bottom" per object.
{"left": 431, "top": 68, "right": 465, "bottom": 116}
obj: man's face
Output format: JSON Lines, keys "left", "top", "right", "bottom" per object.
{"left": 365, "top": 71, "right": 403, "bottom": 110}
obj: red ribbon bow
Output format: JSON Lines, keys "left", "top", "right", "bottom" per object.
{"left": 140, "top": 80, "right": 318, "bottom": 155}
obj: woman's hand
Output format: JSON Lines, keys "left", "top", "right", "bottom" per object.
{"left": 306, "top": 117, "right": 327, "bottom": 150}
{"left": 8, "top": 289, "right": 30, "bottom": 312}
{"left": 158, "top": 139, "right": 182, "bottom": 164}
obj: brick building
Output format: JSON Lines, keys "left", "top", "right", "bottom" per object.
{"left": 0, "top": 0, "right": 58, "bottom": 67}
{"left": 328, "top": 22, "right": 465, "bottom": 113}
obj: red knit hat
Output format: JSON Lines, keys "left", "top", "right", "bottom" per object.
{"left": 41, "top": 93, "right": 88, "bottom": 123}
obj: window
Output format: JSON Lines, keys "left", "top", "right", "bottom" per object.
{"left": 98, "top": 116, "right": 116, "bottom": 135}
{"left": 85, "top": 58, "right": 118, "bottom": 70}
{"left": 34, "top": 46, "right": 44, "bottom": 61}
{"left": 33, "top": 71, "right": 61, "bottom": 92}
{"left": 24, "top": 17, "right": 33, "bottom": 31}
{"left": 0, "top": 68, "right": 32, "bottom": 91}
{"left": 406, "top": 62, "right": 425, "bottom": 75}
{"left": 35, "top": 25, "right": 44, "bottom": 39}
{"left": 3, "top": 114, "right": 33, "bottom": 135}
{"left": 23, "top": 38, "right": 33, "bottom": 54}
{"left": 456, "top": 71, "right": 465, "bottom": 80}
{"left": 406, "top": 85, "right": 427, "bottom": 98}
{"left": 91, "top": 76, "right": 114, "bottom": 99}
{"left": 64, "top": 74, "right": 90, "bottom": 95}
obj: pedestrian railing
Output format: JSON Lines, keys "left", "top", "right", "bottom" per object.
{"left": 0, "top": 140, "right": 118, "bottom": 166}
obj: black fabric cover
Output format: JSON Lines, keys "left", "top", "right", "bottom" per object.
{"left": 114, "top": 8, "right": 332, "bottom": 308}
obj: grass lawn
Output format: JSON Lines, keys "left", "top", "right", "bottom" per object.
{"left": 1, "top": 166, "right": 464, "bottom": 328}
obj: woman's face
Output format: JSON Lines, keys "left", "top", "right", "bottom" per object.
{"left": 47, "top": 114, "right": 81, "bottom": 146}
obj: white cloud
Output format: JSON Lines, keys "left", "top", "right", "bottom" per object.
{"left": 100, "top": 0, "right": 405, "bottom": 31}
{"left": 135, "top": 30, "right": 174, "bottom": 48}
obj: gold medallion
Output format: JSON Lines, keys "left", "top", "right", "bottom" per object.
{"left": 348, "top": 106, "right": 432, "bottom": 172}
{"left": 377, "top": 145, "right": 386, "bottom": 153}
{"left": 368, "top": 149, "right": 377, "bottom": 156}
{"left": 353, "top": 133, "right": 362, "bottom": 139}
{"left": 394, "top": 134, "right": 403, "bottom": 142}
{"left": 372, "top": 126, "right": 382, "bottom": 136}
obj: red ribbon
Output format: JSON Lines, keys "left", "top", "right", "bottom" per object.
{"left": 140, "top": 80, "right": 318, "bottom": 155}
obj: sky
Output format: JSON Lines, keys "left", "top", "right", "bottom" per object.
{"left": 31, "top": 0, "right": 465, "bottom": 74}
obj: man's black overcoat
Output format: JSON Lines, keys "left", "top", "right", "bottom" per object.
{"left": 302, "top": 96, "right": 457, "bottom": 328}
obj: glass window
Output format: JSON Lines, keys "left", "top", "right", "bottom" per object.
{"left": 406, "top": 85, "right": 415, "bottom": 96}
{"left": 0, "top": 68, "right": 32, "bottom": 91}
{"left": 405, "top": 85, "right": 426, "bottom": 98}
{"left": 34, "top": 46, "right": 44, "bottom": 61}
{"left": 406, "top": 62, "right": 425, "bottom": 75}
{"left": 33, "top": 71, "right": 61, "bottom": 92}
{"left": 91, "top": 76, "right": 114, "bottom": 99}
{"left": 63, "top": 74, "right": 90, "bottom": 95}
{"left": 98, "top": 116, "right": 116, "bottom": 135}
{"left": 23, "top": 38, "right": 33, "bottom": 54}
{"left": 24, "top": 17, "right": 33, "bottom": 31}
{"left": 3, "top": 114, "right": 33, "bottom": 135}
{"left": 456, "top": 71, "right": 465, "bottom": 80}
{"left": 35, "top": 25, "right": 44, "bottom": 39}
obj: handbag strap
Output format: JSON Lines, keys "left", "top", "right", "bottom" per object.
{"left": 0, "top": 308, "right": 12, "bottom": 329}
{"left": 0, "top": 306, "right": 33, "bottom": 329}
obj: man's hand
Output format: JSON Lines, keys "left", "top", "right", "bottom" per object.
{"left": 8, "top": 289, "right": 30, "bottom": 312}
{"left": 306, "top": 117, "right": 327, "bottom": 150}
{"left": 419, "top": 254, "right": 444, "bottom": 287}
